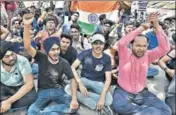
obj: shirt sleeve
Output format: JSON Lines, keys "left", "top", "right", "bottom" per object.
{"left": 63, "top": 60, "right": 74, "bottom": 80}
{"left": 71, "top": 48, "right": 78, "bottom": 64}
{"left": 167, "top": 50, "right": 175, "bottom": 59}
{"left": 148, "top": 27, "right": 171, "bottom": 63}
{"left": 104, "top": 55, "right": 112, "bottom": 72}
{"left": 20, "top": 57, "right": 32, "bottom": 76}
{"left": 77, "top": 50, "right": 88, "bottom": 63}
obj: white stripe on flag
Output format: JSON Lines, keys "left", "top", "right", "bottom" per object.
{"left": 78, "top": 10, "right": 119, "bottom": 24}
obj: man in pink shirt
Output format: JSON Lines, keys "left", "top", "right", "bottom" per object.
{"left": 112, "top": 13, "right": 172, "bottom": 115}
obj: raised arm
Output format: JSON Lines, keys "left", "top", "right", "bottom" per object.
{"left": 23, "top": 13, "right": 37, "bottom": 58}
{"left": 148, "top": 13, "right": 170, "bottom": 63}
{"left": 113, "top": 23, "right": 150, "bottom": 64}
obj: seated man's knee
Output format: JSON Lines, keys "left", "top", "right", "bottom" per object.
{"left": 27, "top": 104, "right": 39, "bottom": 115}
{"left": 112, "top": 100, "right": 129, "bottom": 113}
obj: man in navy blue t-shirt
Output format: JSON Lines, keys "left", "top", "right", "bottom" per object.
{"left": 65, "top": 33, "right": 113, "bottom": 115}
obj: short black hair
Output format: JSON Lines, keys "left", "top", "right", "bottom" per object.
{"left": 130, "top": 34, "right": 149, "bottom": 44}
{"left": 43, "top": 15, "right": 57, "bottom": 25}
{"left": 99, "top": 14, "right": 106, "bottom": 21}
{"left": 71, "top": 11, "right": 79, "bottom": 16}
{"left": 159, "top": 21, "right": 167, "bottom": 30}
{"left": 93, "top": 31, "right": 104, "bottom": 36}
{"left": 70, "top": 24, "right": 81, "bottom": 32}
{"left": 165, "top": 18, "right": 172, "bottom": 22}
{"left": 12, "top": 19, "right": 21, "bottom": 25}
{"left": 61, "top": 33, "right": 73, "bottom": 42}
{"left": 124, "top": 21, "right": 136, "bottom": 27}
{"left": 19, "top": 8, "right": 30, "bottom": 17}
{"left": 30, "top": 5, "right": 36, "bottom": 9}
{"left": 104, "top": 19, "right": 114, "bottom": 27}
{"left": 45, "top": 7, "right": 54, "bottom": 12}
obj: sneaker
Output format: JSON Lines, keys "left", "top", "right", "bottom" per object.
{"left": 97, "top": 109, "right": 103, "bottom": 115}
{"left": 102, "top": 106, "right": 113, "bottom": 115}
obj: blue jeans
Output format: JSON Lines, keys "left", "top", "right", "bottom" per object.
{"left": 165, "top": 76, "right": 175, "bottom": 115}
{"left": 31, "top": 63, "right": 38, "bottom": 75}
{"left": 65, "top": 77, "right": 113, "bottom": 110}
{"left": 27, "top": 88, "right": 75, "bottom": 115}
{"left": 112, "top": 87, "right": 172, "bottom": 115}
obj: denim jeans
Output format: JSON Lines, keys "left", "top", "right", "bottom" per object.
{"left": 31, "top": 63, "right": 38, "bottom": 75}
{"left": 27, "top": 88, "right": 75, "bottom": 115}
{"left": 165, "top": 76, "right": 175, "bottom": 115}
{"left": 65, "top": 77, "right": 113, "bottom": 110}
{"left": 112, "top": 87, "right": 172, "bottom": 115}
{"left": 165, "top": 96, "right": 175, "bottom": 115}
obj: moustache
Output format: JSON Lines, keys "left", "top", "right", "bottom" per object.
{"left": 9, "top": 59, "right": 15, "bottom": 63}
{"left": 53, "top": 53, "right": 59, "bottom": 57}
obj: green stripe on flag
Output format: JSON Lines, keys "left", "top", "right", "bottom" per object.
{"left": 78, "top": 21, "right": 96, "bottom": 35}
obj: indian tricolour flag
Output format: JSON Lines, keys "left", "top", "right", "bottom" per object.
{"left": 70, "top": 1, "right": 119, "bottom": 35}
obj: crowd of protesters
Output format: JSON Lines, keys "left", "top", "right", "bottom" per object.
{"left": 0, "top": 1, "right": 175, "bottom": 115}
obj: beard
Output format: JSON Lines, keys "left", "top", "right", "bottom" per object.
{"left": 132, "top": 50, "right": 145, "bottom": 58}
{"left": 2, "top": 59, "right": 16, "bottom": 66}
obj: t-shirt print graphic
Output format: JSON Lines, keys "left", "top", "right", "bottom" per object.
{"left": 48, "top": 68, "right": 62, "bottom": 88}
{"left": 95, "top": 64, "right": 104, "bottom": 72}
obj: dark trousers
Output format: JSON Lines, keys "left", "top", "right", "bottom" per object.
{"left": 166, "top": 96, "right": 176, "bottom": 115}
{"left": 0, "top": 82, "right": 37, "bottom": 109}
